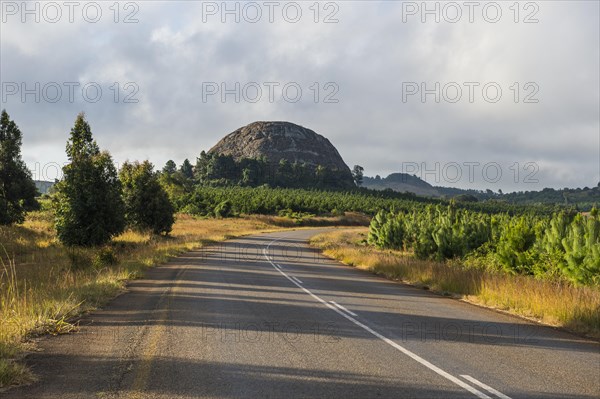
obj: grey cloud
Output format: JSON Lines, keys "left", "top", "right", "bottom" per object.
{"left": 1, "top": 0, "right": 598, "bottom": 191}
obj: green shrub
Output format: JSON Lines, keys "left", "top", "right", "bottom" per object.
{"left": 214, "top": 200, "right": 233, "bottom": 218}
{"left": 93, "top": 247, "right": 118, "bottom": 269}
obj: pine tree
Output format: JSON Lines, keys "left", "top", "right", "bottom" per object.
{"left": 53, "top": 113, "right": 125, "bottom": 246}
{"left": 368, "top": 210, "right": 388, "bottom": 247}
{"left": 315, "top": 165, "right": 327, "bottom": 187}
{"left": 276, "top": 159, "right": 293, "bottom": 187}
{"left": 120, "top": 161, "right": 174, "bottom": 235}
{"left": 561, "top": 211, "right": 600, "bottom": 284}
{"left": 162, "top": 160, "right": 177, "bottom": 175}
{"left": 352, "top": 165, "right": 364, "bottom": 187}
{"left": 180, "top": 159, "right": 194, "bottom": 180}
{"left": 0, "top": 110, "right": 38, "bottom": 225}
{"left": 241, "top": 167, "right": 256, "bottom": 186}
{"left": 495, "top": 216, "right": 538, "bottom": 274}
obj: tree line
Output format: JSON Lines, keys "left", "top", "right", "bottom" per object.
{"left": 190, "top": 151, "right": 355, "bottom": 189}
{"left": 163, "top": 183, "right": 567, "bottom": 222}
{"left": 436, "top": 185, "right": 600, "bottom": 211}
{"left": 0, "top": 111, "right": 174, "bottom": 247}
{"left": 177, "top": 186, "right": 428, "bottom": 218}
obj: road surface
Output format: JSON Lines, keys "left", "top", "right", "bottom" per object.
{"left": 5, "top": 229, "right": 600, "bottom": 398}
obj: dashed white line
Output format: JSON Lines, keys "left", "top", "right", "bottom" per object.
{"left": 290, "top": 276, "right": 303, "bottom": 285}
{"left": 460, "top": 375, "right": 512, "bottom": 399}
{"left": 263, "top": 239, "right": 496, "bottom": 399}
{"left": 330, "top": 301, "right": 358, "bottom": 317}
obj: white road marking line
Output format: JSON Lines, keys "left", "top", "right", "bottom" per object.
{"left": 460, "top": 375, "right": 512, "bottom": 399}
{"left": 330, "top": 301, "right": 358, "bottom": 317}
{"left": 291, "top": 276, "right": 303, "bottom": 284}
{"left": 263, "top": 240, "right": 492, "bottom": 399}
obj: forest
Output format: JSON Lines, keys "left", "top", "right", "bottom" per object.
{"left": 190, "top": 151, "right": 354, "bottom": 189}
{"left": 159, "top": 183, "right": 571, "bottom": 219}
{"left": 368, "top": 204, "right": 600, "bottom": 286}
{"left": 437, "top": 185, "right": 600, "bottom": 211}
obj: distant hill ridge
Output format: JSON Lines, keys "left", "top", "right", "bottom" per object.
{"left": 34, "top": 180, "right": 54, "bottom": 195}
{"left": 362, "top": 173, "right": 599, "bottom": 210}
{"left": 362, "top": 173, "right": 440, "bottom": 197}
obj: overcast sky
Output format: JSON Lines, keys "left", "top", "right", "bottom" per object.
{"left": 1, "top": 0, "right": 598, "bottom": 192}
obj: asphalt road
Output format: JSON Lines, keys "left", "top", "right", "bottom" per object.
{"left": 5, "top": 229, "right": 600, "bottom": 398}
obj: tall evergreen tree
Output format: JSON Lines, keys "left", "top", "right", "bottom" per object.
{"left": 352, "top": 165, "right": 364, "bottom": 187}
{"left": 53, "top": 113, "right": 125, "bottom": 246}
{"left": 162, "top": 160, "right": 177, "bottom": 175}
{"left": 180, "top": 159, "right": 194, "bottom": 180}
{"left": 120, "top": 160, "right": 174, "bottom": 235}
{"left": 315, "top": 165, "right": 327, "bottom": 187}
{"left": 276, "top": 159, "right": 293, "bottom": 187}
{"left": 0, "top": 110, "right": 38, "bottom": 225}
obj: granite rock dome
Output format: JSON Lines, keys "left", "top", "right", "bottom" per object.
{"left": 208, "top": 121, "right": 354, "bottom": 187}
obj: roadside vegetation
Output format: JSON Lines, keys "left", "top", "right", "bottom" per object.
{"left": 368, "top": 204, "right": 600, "bottom": 285}
{"left": 311, "top": 228, "right": 600, "bottom": 339}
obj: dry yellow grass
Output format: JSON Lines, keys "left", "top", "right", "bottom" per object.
{"left": 310, "top": 228, "right": 600, "bottom": 339}
{"left": 0, "top": 211, "right": 288, "bottom": 388}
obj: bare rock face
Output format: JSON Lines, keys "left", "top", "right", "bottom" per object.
{"left": 209, "top": 121, "right": 355, "bottom": 186}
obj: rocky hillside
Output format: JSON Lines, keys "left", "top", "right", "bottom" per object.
{"left": 209, "top": 121, "right": 355, "bottom": 187}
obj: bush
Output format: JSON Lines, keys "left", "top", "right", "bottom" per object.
{"left": 93, "top": 247, "right": 118, "bottom": 269}
{"left": 495, "top": 216, "right": 539, "bottom": 275}
{"left": 214, "top": 200, "right": 233, "bottom": 218}
{"left": 66, "top": 247, "right": 93, "bottom": 271}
